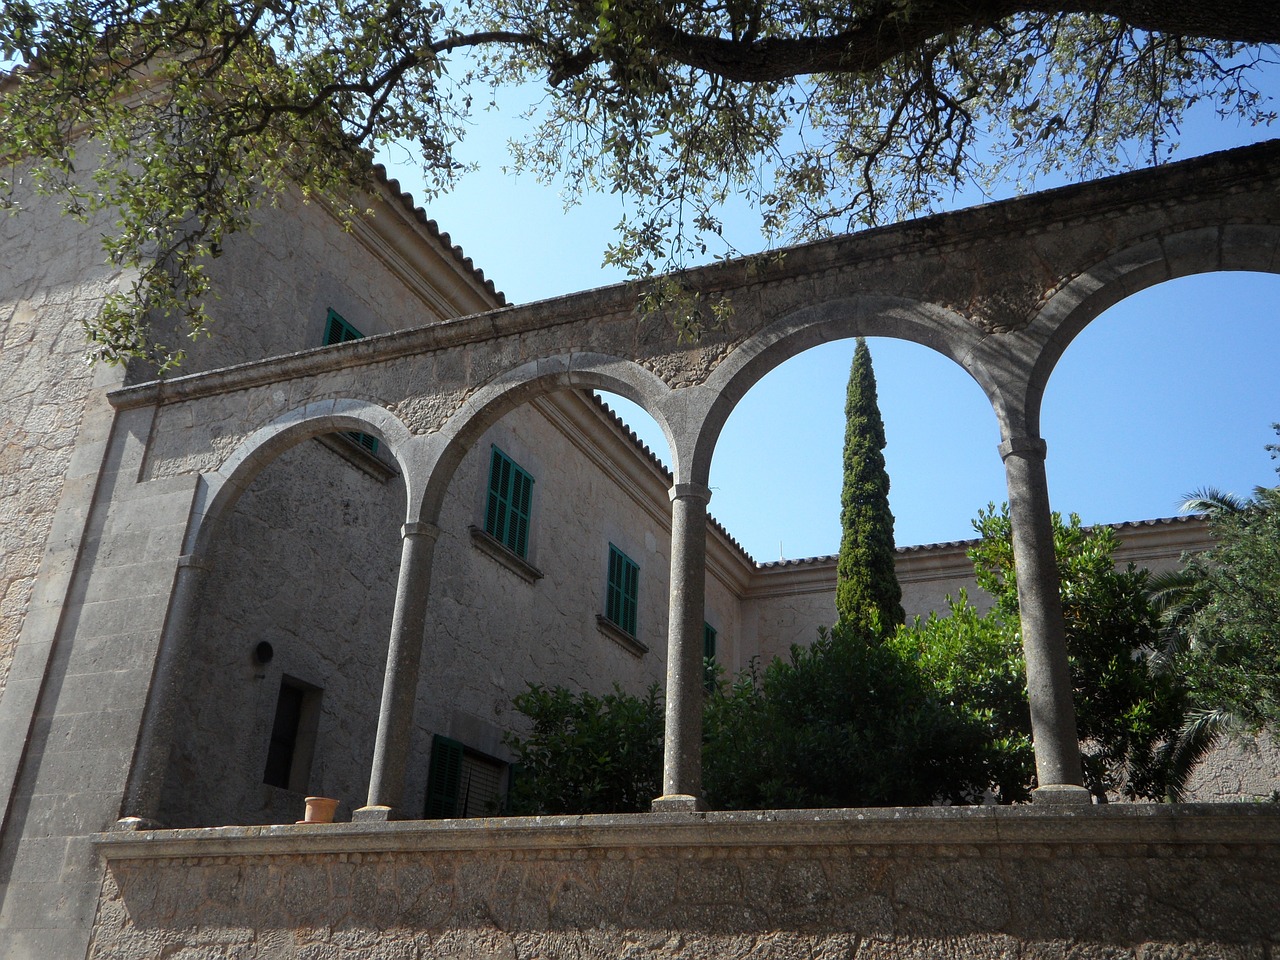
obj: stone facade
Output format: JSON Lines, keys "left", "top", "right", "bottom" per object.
{"left": 745, "top": 515, "right": 1215, "bottom": 665}
{"left": 3, "top": 139, "right": 1280, "bottom": 958}
{"left": 0, "top": 166, "right": 129, "bottom": 703}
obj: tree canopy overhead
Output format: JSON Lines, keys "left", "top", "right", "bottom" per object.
{"left": 2, "top": 0, "right": 1277, "bottom": 366}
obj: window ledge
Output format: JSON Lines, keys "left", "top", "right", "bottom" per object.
{"left": 596, "top": 615, "right": 648, "bottom": 657}
{"left": 469, "top": 526, "right": 544, "bottom": 583}
{"left": 315, "top": 433, "right": 398, "bottom": 483}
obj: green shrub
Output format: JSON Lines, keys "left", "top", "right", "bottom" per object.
{"left": 503, "top": 682, "right": 663, "bottom": 814}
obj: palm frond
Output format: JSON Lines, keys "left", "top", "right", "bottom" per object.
{"left": 1180, "top": 487, "right": 1249, "bottom": 516}
{"left": 1160, "top": 708, "right": 1233, "bottom": 802}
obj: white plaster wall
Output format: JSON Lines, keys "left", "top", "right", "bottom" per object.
{"left": 0, "top": 168, "right": 125, "bottom": 702}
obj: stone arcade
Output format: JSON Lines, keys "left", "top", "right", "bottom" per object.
{"left": 1, "top": 140, "right": 1279, "bottom": 958}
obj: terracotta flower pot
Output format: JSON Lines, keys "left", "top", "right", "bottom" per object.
{"left": 300, "top": 796, "right": 340, "bottom": 824}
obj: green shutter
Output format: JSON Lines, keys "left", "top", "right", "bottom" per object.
{"left": 512, "top": 470, "right": 533, "bottom": 557}
{"left": 483, "top": 446, "right": 534, "bottom": 558}
{"left": 322, "top": 310, "right": 379, "bottom": 453}
{"left": 605, "top": 544, "right": 639, "bottom": 637}
{"left": 324, "top": 309, "right": 365, "bottom": 345}
{"left": 424, "top": 735, "right": 464, "bottom": 819}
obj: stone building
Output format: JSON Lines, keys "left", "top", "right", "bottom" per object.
{"left": 2, "top": 135, "right": 1280, "bottom": 958}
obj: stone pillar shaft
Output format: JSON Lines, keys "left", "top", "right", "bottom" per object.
{"left": 359, "top": 520, "right": 440, "bottom": 819}
{"left": 653, "top": 482, "right": 711, "bottom": 812}
{"left": 999, "top": 437, "right": 1089, "bottom": 802}
{"left": 120, "top": 554, "right": 209, "bottom": 825}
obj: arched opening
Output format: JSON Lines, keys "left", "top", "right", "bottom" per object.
{"left": 400, "top": 383, "right": 680, "bottom": 818}
{"left": 157, "top": 420, "right": 408, "bottom": 827}
{"left": 697, "top": 336, "right": 1002, "bottom": 673}
{"left": 1042, "top": 271, "right": 1280, "bottom": 530}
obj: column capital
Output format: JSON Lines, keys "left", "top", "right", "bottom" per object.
{"left": 401, "top": 520, "right": 441, "bottom": 541}
{"left": 668, "top": 482, "right": 712, "bottom": 505}
{"left": 998, "top": 436, "right": 1047, "bottom": 462}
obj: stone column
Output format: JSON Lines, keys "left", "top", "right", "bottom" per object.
{"left": 999, "top": 436, "right": 1090, "bottom": 803}
{"left": 652, "top": 482, "right": 711, "bottom": 812}
{"left": 119, "top": 554, "right": 210, "bottom": 826}
{"left": 355, "top": 520, "right": 441, "bottom": 820}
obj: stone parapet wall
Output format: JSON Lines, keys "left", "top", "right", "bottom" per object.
{"left": 90, "top": 805, "right": 1280, "bottom": 959}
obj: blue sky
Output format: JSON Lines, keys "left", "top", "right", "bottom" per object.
{"left": 384, "top": 68, "right": 1280, "bottom": 561}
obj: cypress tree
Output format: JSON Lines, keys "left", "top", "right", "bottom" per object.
{"left": 835, "top": 338, "right": 905, "bottom": 637}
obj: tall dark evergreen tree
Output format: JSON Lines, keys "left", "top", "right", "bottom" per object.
{"left": 835, "top": 338, "right": 904, "bottom": 637}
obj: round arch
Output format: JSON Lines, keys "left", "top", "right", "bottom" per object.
{"left": 1009, "top": 223, "right": 1280, "bottom": 439}
{"left": 693, "top": 294, "right": 996, "bottom": 481}
{"left": 409, "top": 351, "right": 677, "bottom": 525}
{"left": 185, "top": 397, "right": 416, "bottom": 559}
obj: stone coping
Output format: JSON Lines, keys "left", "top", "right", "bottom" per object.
{"left": 106, "top": 138, "right": 1280, "bottom": 413}
{"left": 94, "top": 804, "right": 1280, "bottom": 861}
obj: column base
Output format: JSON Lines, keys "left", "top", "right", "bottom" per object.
{"left": 352, "top": 804, "right": 398, "bottom": 822}
{"left": 1032, "top": 784, "right": 1093, "bottom": 805}
{"left": 650, "top": 794, "right": 706, "bottom": 813}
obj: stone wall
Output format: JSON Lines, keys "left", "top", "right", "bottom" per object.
{"left": 740, "top": 515, "right": 1213, "bottom": 665}
{"left": 157, "top": 439, "right": 406, "bottom": 828}
{"left": 88, "top": 805, "right": 1280, "bottom": 959}
{"left": 0, "top": 171, "right": 127, "bottom": 704}
{"left": 147, "top": 180, "right": 518, "bottom": 828}
{"left": 137, "top": 182, "right": 499, "bottom": 380}
{"left": 1185, "top": 735, "right": 1280, "bottom": 802}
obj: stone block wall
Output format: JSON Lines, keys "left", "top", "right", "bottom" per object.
{"left": 1185, "top": 735, "right": 1280, "bottom": 802}
{"left": 742, "top": 515, "right": 1215, "bottom": 665}
{"left": 137, "top": 184, "right": 498, "bottom": 380}
{"left": 0, "top": 179, "right": 124, "bottom": 702}
{"left": 88, "top": 805, "right": 1280, "bottom": 959}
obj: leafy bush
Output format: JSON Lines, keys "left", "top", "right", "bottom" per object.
{"left": 892, "top": 593, "right": 1034, "bottom": 803}
{"left": 505, "top": 507, "right": 1198, "bottom": 814}
{"left": 956, "top": 506, "right": 1186, "bottom": 801}
{"left": 503, "top": 683, "right": 663, "bottom": 814}
{"left": 1179, "top": 484, "right": 1280, "bottom": 736}
{"left": 702, "top": 620, "right": 997, "bottom": 809}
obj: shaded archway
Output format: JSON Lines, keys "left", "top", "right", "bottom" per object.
{"left": 357, "top": 352, "right": 693, "bottom": 815}
{"left": 131, "top": 400, "right": 416, "bottom": 828}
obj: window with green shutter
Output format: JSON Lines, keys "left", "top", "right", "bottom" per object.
{"left": 423, "top": 734, "right": 464, "bottom": 819}
{"left": 323, "top": 308, "right": 364, "bottom": 345}
{"left": 484, "top": 446, "right": 534, "bottom": 558}
{"left": 424, "top": 734, "right": 509, "bottom": 818}
{"left": 605, "top": 544, "right": 640, "bottom": 638}
{"left": 322, "top": 309, "right": 379, "bottom": 454}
